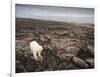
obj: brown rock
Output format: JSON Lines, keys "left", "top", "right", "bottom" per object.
{"left": 40, "top": 36, "right": 47, "bottom": 42}
{"left": 86, "top": 58, "right": 94, "bottom": 68}
{"left": 87, "top": 45, "right": 94, "bottom": 56}
{"left": 65, "top": 46, "right": 80, "bottom": 56}
{"left": 57, "top": 52, "right": 74, "bottom": 61}
{"left": 72, "top": 57, "right": 88, "bottom": 68}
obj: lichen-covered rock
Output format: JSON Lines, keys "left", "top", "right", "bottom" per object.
{"left": 87, "top": 45, "right": 94, "bottom": 56}
{"left": 16, "top": 40, "right": 31, "bottom": 61}
{"left": 65, "top": 46, "right": 80, "bottom": 56}
{"left": 16, "top": 60, "right": 27, "bottom": 73}
{"left": 43, "top": 55, "right": 57, "bottom": 71}
{"left": 40, "top": 35, "right": 51, "bottom": 43}
{"left": 72, "top": 57, "right": 88, "bottom": 68}
{"left": 56, "top": 52, "right": 74, "bottom": 61}
{"left": 40, "top": 35, "right": 48, "bottom": 43}
{"left": 86, "top": 58, "right": 94, "bottom": 68}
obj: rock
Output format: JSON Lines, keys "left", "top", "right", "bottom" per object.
{"left": 43, "top": 45, "right": 57, "bottom": 55}
{"left": 16, "top": 40, "right": 31, "bottom": 60}
{"left": 40, "top": 35, "right": 51, "bottom": 44}
{"left": 16, "top": 62, "right": 27, "bottom": 73}
{"left": 54, "top": 31, "right": 69, "bottom": 36}
{"left": 45, "top": 35, "right": 51, "bottom": 39}
{"left": 65, "top": 46, "right": 80, "bottom": 56}
{"left": 57, "top": 52, "right": 74, "bottom": 61}
{"left": 16, "top": 60, "right": 20, "bottom": 64}
{"left": 72, "top": 57, "right": 88, "bottom": 68}
{"left": 60, "top": 31, "right": 69, "bottom": 36}
{"left": 86, "top": 58, "right": 94, "bottom": 68}
{"left": 40, "top": 36, "right": 47, "bottom": 42}
{"left": 66, "top": 63, "right": 80, "bottom": 69}
{"left": 87, "top": 45, "right": 94, "bottom": 56}
{"left": 43, "top": 55, "right": 57, "bottom": 71}
{"left": 70, "top": 32, "right": 75, "bottom": 37}
{"left": 23, "top": 37, "right": 33, "bottom": 42}
{"left": 16, "top": 40, "right": 27, "bottom": 44}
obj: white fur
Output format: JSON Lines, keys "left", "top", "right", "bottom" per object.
{"left": 30, "top": 41, "right": 43, "bottom": 61}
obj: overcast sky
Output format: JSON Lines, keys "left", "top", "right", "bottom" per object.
{"left": 16, "top": 4, "right": 94, "bottom": 23}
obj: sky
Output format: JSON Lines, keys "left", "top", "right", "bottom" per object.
{"left": 16, "top": 4, "right": 94, "bottom": 23}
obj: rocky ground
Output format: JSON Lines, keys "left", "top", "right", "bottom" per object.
{"left": 16, "top": 18, "right": 94, "bottom": 73}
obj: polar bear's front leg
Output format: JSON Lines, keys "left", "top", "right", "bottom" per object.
{"left": 38, "top": 50, "right": 43, "bottom": 62}
{"left": 33, "top": 51, "right": 39, "bottom": 61}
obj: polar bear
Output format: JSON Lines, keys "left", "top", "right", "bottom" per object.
{"left": 30, "top": 41, "right": 43, "bottom": 62}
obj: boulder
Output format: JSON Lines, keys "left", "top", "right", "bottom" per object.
{"left": 87, "top": 45, "right": 94, "bottom": 56}
{"left": 72, "top": 57, "right": 88, "bottom": 68}
{"left": 86, "top": 58, "right": 94, "bottom": 68}
{"left": 65, "top": 46, "right": 80, "bottom": 56}
{"left": 57, "top": 52, "right": 74, "bottom": 61}
{"left": 40, "top": 36, "right": 48, "bottom": 42}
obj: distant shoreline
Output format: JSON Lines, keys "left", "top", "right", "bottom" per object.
{"left": 16, "top": 18, "right": 94, "bottom": 29}
{"left": 16, "top": 17, "right": 94, "bottom": 25}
